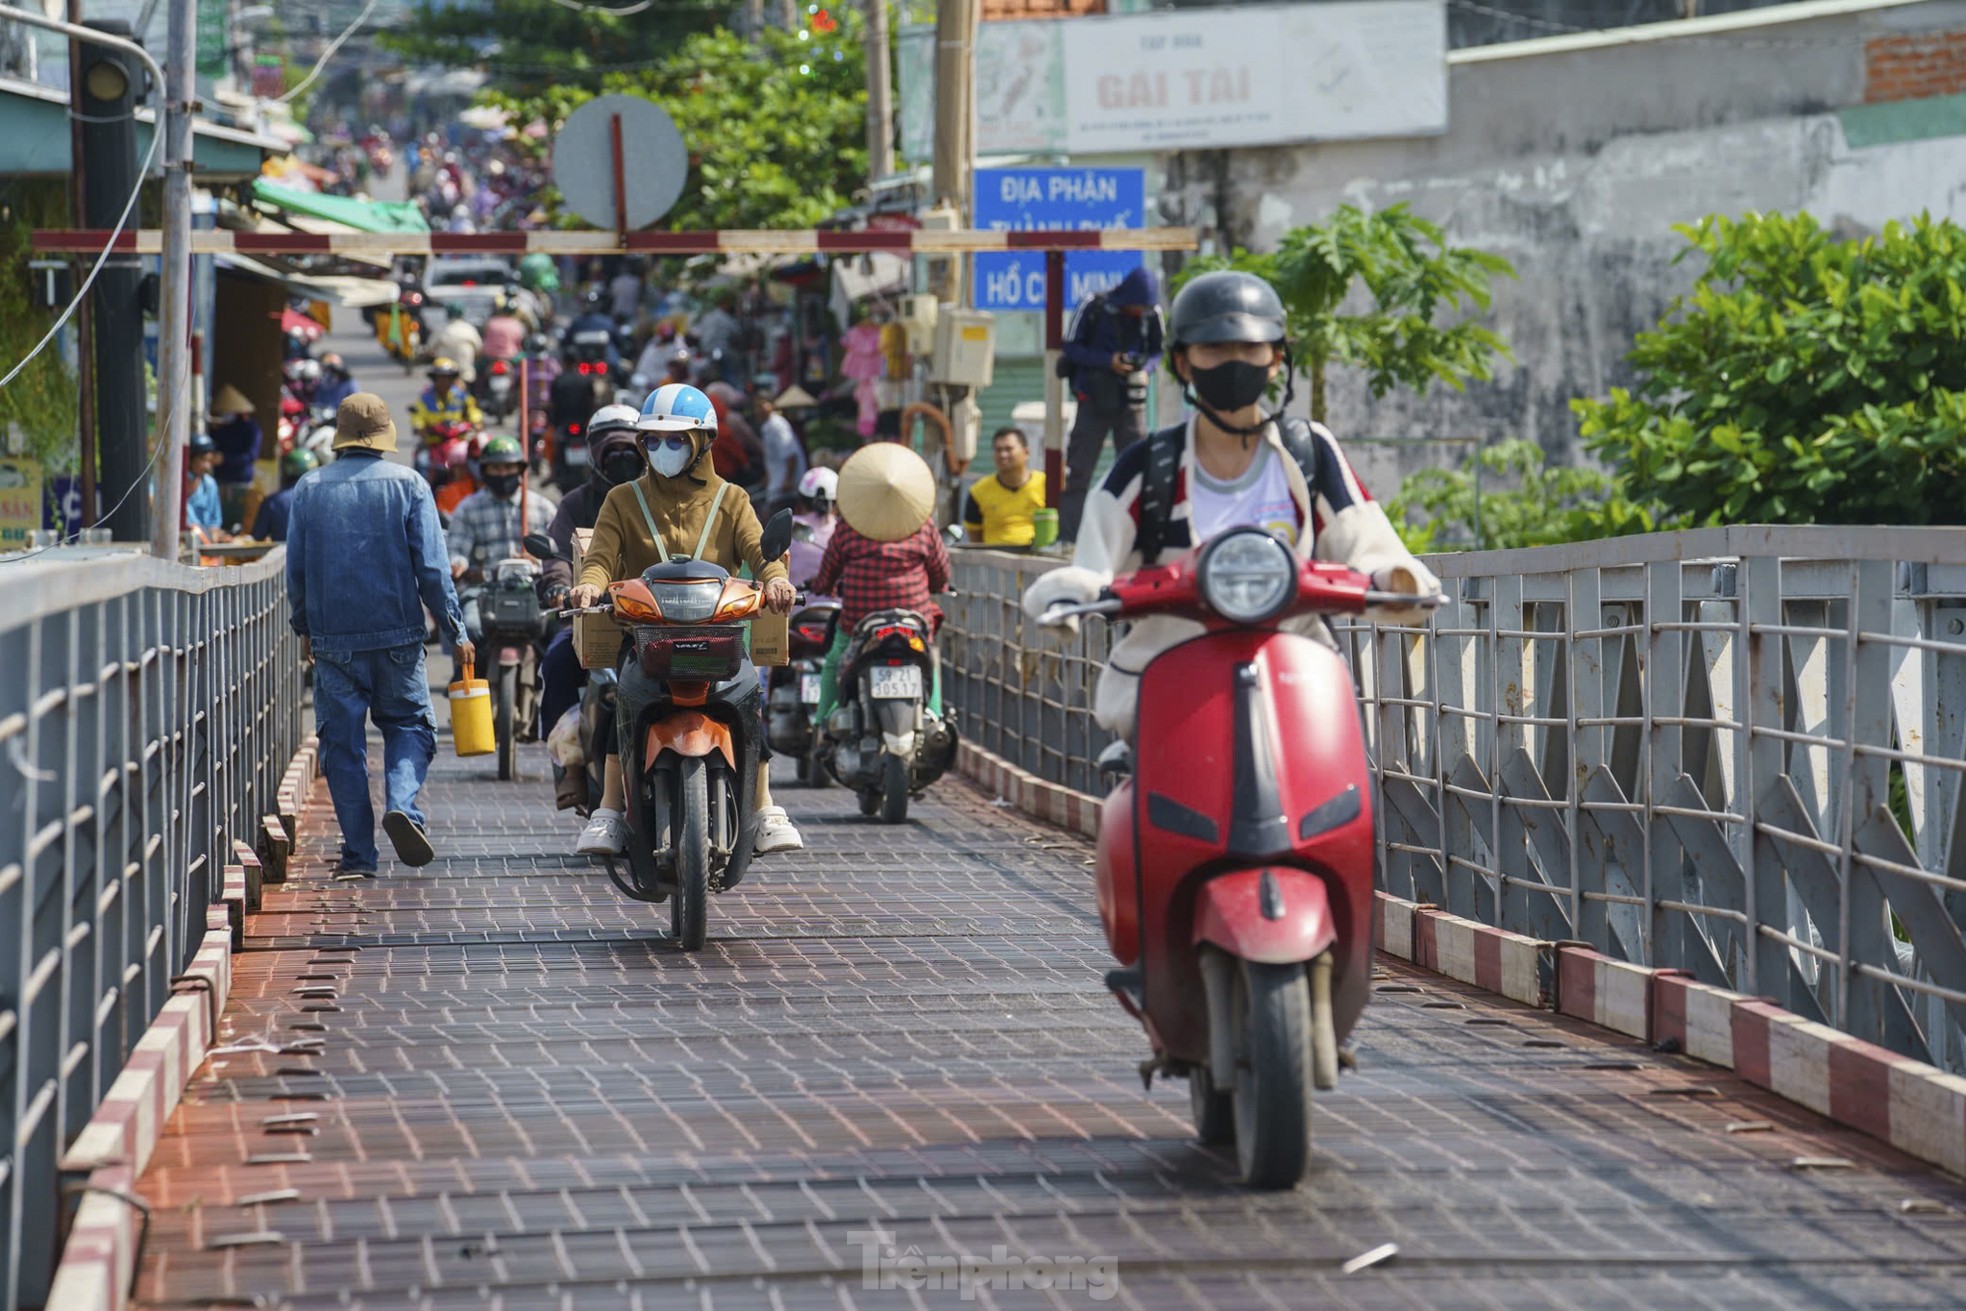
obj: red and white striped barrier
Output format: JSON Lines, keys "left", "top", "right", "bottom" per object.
{"left": 31, "top": 226, "right": 1200, "bottom": 258}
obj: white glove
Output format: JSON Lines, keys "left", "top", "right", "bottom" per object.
{"left": 1022, "top": 565, "right": 1106, "bottom": 644}
{"left": 1368, "top": 561, "right": 1443, "bottom": 623}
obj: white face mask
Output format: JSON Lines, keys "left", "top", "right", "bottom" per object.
{"left": 647, "top": 435, "right": 695, "bottom": 478}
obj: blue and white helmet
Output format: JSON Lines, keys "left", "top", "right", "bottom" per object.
{"left": 637, "top": 383, "right": 718, "bottom": 434}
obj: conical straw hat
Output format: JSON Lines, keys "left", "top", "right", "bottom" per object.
{"left": 773, "top": 384, "right": 818, "bottom": 410}
{"left": 212, "top": 384, "right": 255, "bottom": 414}
{"left": 838, "top": 442, "right": 935, "bottom": 543}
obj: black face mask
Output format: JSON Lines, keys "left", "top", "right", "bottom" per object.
{"left": 1188, "top": 359, "right": 1271, "bottom": 412}
{"left": 484, "top": 472, "right": 521, "bottom": 498}
{"left": 600, "top": 448, "right": 645, "bottom": 486}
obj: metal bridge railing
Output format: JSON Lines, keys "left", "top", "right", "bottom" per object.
{"left": 0, "top": 547, "right": 304, "bottom": 1308}
{"left": 942, "top": 526, "right": 1966, "bottom": 1072}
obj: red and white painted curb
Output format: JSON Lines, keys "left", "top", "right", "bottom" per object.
{"left": 954, "top": 745, "right": 1966, "bottom": 1182}
{"left": 956, "top": 740, "right": 1100, "bottom": 840}
{"left": 47, "top": 738, "right": 318, "bottom": 1311}
{"left": 48, "top": 926, "right": 232, "bottom": 1311}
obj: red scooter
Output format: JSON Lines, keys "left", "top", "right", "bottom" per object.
{"left": 1041, "top": 527, "right": 1439, "bottom": 1189}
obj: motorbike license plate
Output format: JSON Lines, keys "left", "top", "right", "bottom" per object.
{"left": 800, "top": 673, "right": 821, "bottom": 704}
{"left": 565, "top": 444, "right": 589, "bottom": 466}
{"left": 869, "top": 665, "right": 921, "bottom": 699}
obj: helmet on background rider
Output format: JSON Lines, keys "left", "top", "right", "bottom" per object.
{"left": 428, "top": 357, "right": 462, "bottom": 384}
{"left": 586, "top": 403, "right": 646, "bottom": 486}
{"left": 1165, "top": 269, "right": 1292, "bottom": 438}
{"left": 319, "top": 352, "right": 347, "bottom": 376}
{"left": 279, "top": 448, "right": 318, "bottom": 484}
{"left": 636, "top": 383, "right": 717, "bottom": 480}
{"left": 524, "top": 332, "right": 551, "bottom": 356}
{"left": 796, "top": 466, "right": 838, "bottom": 515}
{"left": 477, "top": 434, "right": 527, "bottom": 499}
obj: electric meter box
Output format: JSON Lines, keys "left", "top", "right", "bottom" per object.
{"left": 929, "top": 309, "right": 995, "bottom": 388}
{"left": 900, "top": 294, "right": 939, "bottom": 356}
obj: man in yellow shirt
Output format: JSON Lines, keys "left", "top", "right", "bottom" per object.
{"left": 962, "top": 427, "right": 1047, "bottom": 548}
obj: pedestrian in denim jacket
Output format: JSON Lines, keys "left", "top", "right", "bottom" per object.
{"left": 287, "top": 393, "right": 475, "bottom": 876}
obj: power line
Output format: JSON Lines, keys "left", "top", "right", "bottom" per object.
{"left": 0, "top": 348, "right": 192, "bottom": 564}
{"left": 277, "top": 0, "right": 380, "bottom": 103}
{"left": 1447, "top": 0, "right": 1896, "bottom": 49}
{"left": 547, "top": 0, "right": 660, "bottom": 13}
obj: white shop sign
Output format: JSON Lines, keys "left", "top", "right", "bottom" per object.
{"left": 1062, "top": 2, "right": 1448, "bottom": 152}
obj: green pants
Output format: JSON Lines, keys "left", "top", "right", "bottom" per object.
{"left": 816, "top": 625, "right": 942, "bottom": 723}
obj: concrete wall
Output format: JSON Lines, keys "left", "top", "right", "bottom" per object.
{"left": 1169, "top": 0, "right": 1966, "bottom": 484}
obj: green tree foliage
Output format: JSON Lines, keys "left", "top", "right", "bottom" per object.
{"left": 383, "top": 0, "right": 723, "bottom": 96}
{"left": 1179, "top": 204, "right": 1514, "bottom": 422}
{"left": 1574, "top": 212, "right": 1966, "bottom": 526}
{"left": 0, "top": 186, "right": 80, "bottom": 473}
{"left": 1387, "top": 439, "right": 1655, "bottom": 553}
{"left": 479, "top": 18, "right": 868, "bottom": 232}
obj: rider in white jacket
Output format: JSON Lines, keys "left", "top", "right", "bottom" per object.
{"left": 1023, "top": 270, "right": 1440, "bottom": 740}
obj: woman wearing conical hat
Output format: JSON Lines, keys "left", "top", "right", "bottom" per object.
{"left": 810, "top": 442, "right": 951, "bottom": 726}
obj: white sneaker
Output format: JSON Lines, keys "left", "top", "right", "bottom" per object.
{"left": 576, "top": 808, "right": 629, "bottom": 856}
{"left": 754, "top": 806, "right": 804, "bottom": 855}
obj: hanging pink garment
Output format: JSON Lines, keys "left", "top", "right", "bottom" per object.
{"left": 841, "top": 321, "right": 885, "bottom": 438}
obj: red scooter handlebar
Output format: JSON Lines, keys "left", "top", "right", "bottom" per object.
{"left": 1040, "top": 553, "right": 1445, "bottom": 627}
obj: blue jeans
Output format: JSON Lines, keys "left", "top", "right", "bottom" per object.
{"left": 538, "top": 626, "right": 583, "bottom": 739}
{"left": 313, "top": 643, "right": 438, "bottom": 869}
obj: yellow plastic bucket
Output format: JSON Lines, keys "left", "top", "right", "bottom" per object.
{"left": 449, "top": 657, "right": 495, "bottom": 757}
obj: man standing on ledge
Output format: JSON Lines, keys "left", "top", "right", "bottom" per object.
{"left": 286, "top": 393, "right": 475, "bottom": 877}
{"left": 1058, "top": 267, "right": 1163, "bottom": 544}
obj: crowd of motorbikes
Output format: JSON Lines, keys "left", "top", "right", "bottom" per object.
{"left": 280, "top": 213, "right": 1427, "bottom": 1193}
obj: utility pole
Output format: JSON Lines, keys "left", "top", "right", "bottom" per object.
{"left": 864, "top": 0, "right": 894, "bottom": 183}
{"left": 930, "top": 0, "right": 976, "bottom": 301}
{"left": 66, "top": 0, "right": 96, "bottom": 529}
{"left": 152, "top": 0, "right": 196, "bottom": 560}
{"left": 744, "top": 0, "right": 763, "bottom": 36}
{"left": 78, "top": 19, "right": 149, "bottom": 545}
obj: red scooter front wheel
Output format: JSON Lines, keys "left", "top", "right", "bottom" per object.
{"left": 1211, "top": 956, "right": 1313, "bottom": 1189}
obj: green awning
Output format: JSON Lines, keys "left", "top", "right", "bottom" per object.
{"left": 250, "top": 180, "right": 429, "bottom": 234}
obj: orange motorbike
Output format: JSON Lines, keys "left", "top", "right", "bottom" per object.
{"left": 555, "top": 511, "right": 795, "bottom": 951}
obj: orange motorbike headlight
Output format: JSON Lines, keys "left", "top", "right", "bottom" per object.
{"left": 710, "top": 581, "right": 763, "bottom": 625}
{"left": 609, "top": 584, "right": 661, "bottom": 623}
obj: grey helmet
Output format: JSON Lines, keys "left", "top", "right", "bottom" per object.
{"left": 1167, "top": 270, "right": 1287, "bottom": 347}
{"left": 1167, "top": 269, "right": 1293, "bottom": 437}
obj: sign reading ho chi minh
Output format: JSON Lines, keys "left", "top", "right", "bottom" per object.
{"left": 973, "top": 167, "right": 1146, "bottom": 313}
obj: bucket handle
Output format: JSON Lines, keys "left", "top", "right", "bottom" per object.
{"left": 458, "top": 655, "right": 475, "bottom": 685}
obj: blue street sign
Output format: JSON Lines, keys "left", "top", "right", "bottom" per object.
{"left": 973, "top": 167, "right": 1146, "bottom": 313}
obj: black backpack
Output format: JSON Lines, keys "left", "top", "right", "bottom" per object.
{"left": 1054, "top": 295, "right": 1107, "bottom": 379}
{"left": 1133, "top": 415, "right": 1325, "bottom": 566}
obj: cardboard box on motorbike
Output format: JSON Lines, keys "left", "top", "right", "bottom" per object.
{"left": 571, "top": 527, "right": 790, "bottom": 669}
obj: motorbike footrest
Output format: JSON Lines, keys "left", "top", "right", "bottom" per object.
{"left": 1104, "top": 965, "right": 1145, "bottom": 1014}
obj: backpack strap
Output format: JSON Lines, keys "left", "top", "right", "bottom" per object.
{"left": 1134, "top": 417, "right": 1323, "bottom": 565}
{"left": 1274, "top": 415, "right": 1324, "bottom": 497}
{"left": 1133, "top": 422, "right": 1188, "bottom": 566}
{"left": 628, "top": 479, "right": 671, "bottom": 560}
{"left": 691, "top": 482, "right": 733, "bottom": 561}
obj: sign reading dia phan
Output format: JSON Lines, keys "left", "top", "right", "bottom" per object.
{"left": 972, "top": 168, "right": 1145, "bottom": 313}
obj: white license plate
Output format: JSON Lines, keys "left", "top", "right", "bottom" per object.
{"left": 565, "top": 444, "right": 589, "bottom": 466}
{"left": 800, "top": 673, "right": 821, "bottom": 704}
{"left": 869, "top": 665, "right": 921, "bottom": 699}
